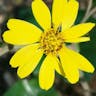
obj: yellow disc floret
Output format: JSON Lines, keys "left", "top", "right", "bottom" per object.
{"left": 40, "top": 29, "right": 64, "bottom": 55}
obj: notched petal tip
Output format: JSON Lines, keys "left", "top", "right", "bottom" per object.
{"left": 7, "top": 18, "right": 14, "bottom": 23}
{"left": 89, "top": 23, "right": 96, "bottom": 27}
{"left": 2, "top": 31, "right": 9, "bottom": 43}
{"left": 67, "top": 76, "right": 79, "bottom": 84}
{"left": 2, "top": 32, "right": 5, "bottom": 40}
{"left": 69, "top": 80, "right": 79, "bottom": 84}
{"left": 89, "top": 65, "right": 95, "bottom": 73}
{"left": 9, "top": 58, "right": 18, "bottom": 68}
{"left": 87, "top": 23, "right": 96, "bottom": 30}
{"left": 40, "top": 85, "right": 51, "bottom": 91}
{"left": 7, "top": 19, "right": 15, "bottom": 28}
{"left": 17, "top": 70, "right": 26, "bottom": 79}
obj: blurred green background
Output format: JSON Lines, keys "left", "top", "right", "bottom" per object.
{"left": 0, "top": 0, "right": 96, "bottom": 96}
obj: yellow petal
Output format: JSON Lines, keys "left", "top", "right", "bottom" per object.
{"left": 32, "top": 0, "right": 51, "bottom": 30}
{"left": 3, "top": 19, "right": 42, "bottom": 45}
{"left": 65, "top": 37, "right": 90, "bottom": 43}
{"left": 62, "top": 23, "right": 95, "bottom": 39}
{"left": 63, "top": 47, "right": 94, "bottom": 73}
{"left": 62, "top": 0, "right": 79, "bottom": 31}
{"left": 60, "top": 47, "right": 94, "bottom": 76}
{"left": 17, "top": 48, "right": 43, "bottom": 78}
{"left": 59, "top": 47, "right": 79, "bottom": 84}
{"left": 52, "top": 0, "right": 67, "bottom": 29}
{"left": 39, "top": 53, "right": 55, "bottom": 90}
{"left": 10, "top": 44, "right": 40, "bottom": 68}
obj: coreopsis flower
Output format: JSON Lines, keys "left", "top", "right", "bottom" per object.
{"left": 3, "top": 0, "right": 95, "bottom": 90}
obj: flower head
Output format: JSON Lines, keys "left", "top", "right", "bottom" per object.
{"left": 3, "top": 0, "right": 95, "bottom": 90}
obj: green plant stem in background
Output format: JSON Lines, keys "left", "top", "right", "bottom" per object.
{"left": 22, "top": 79, "right": 35, "bottom": 96}
{"left": 81, "top": 0, "right": 96, "bottom": 23}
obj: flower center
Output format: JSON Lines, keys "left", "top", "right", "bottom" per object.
{"left": 40, "top": 29, "right": 64, "bottom": 55}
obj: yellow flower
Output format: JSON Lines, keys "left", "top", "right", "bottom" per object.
{"left": 3, "top": 0, "right": 95, "bottom": 90}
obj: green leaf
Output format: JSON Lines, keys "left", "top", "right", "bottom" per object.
{"left": 4, "top": 80, "right": 29, "bottom": 96}
{"left": 4, "top": 79, "right": 59, "bottom": 96}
